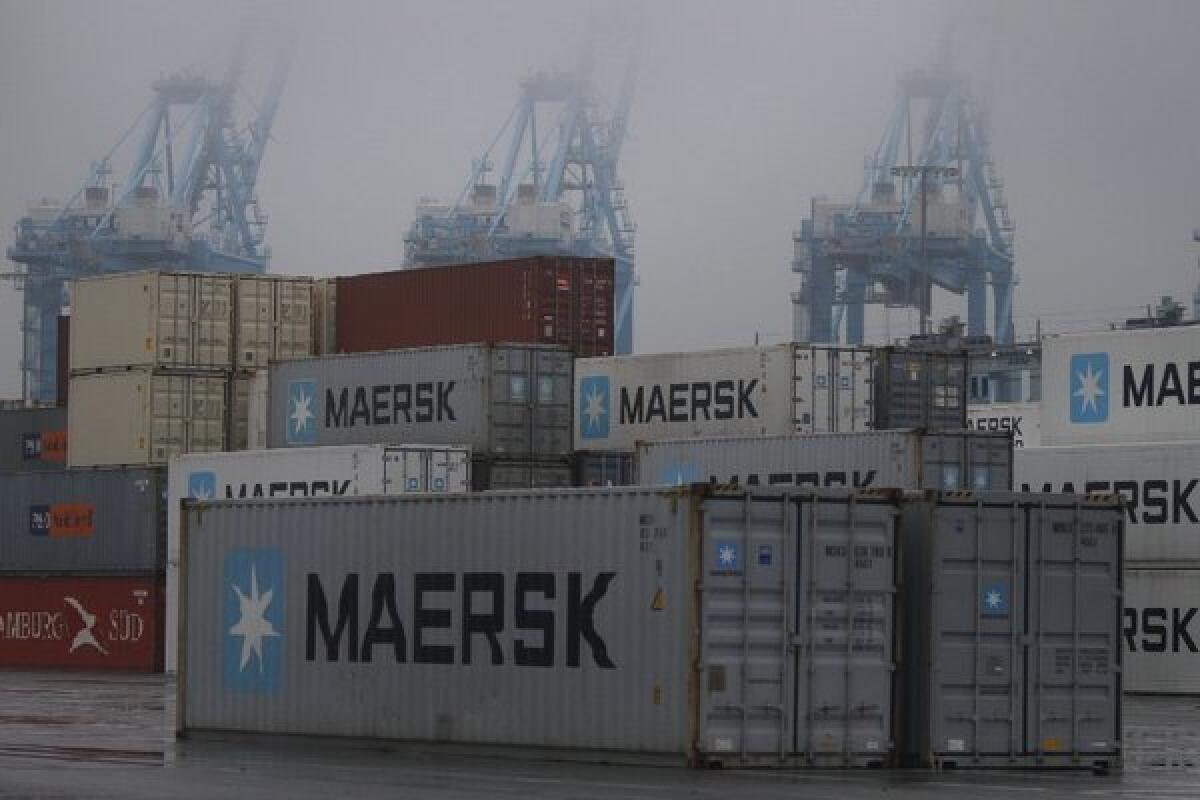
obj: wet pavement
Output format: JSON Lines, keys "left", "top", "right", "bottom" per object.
{"left": 1, "top": 671, "right": 1199, "bottom": 799}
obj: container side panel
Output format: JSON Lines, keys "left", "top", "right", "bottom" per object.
{"left": 1123, "top": 568, "right": 1200, "bottom": 694}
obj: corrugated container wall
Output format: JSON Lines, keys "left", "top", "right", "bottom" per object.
{"left": 0, "top": 576, "right": 163, "bottom": 671}
{"left": 1123, "top": 568, "right": 1200, "bottom": 694}
{"left": 1041, "top": 326, "right": 1200, "bottom": 446}
{"left": 179, "top": 487, "right": 898, "bottom": 767}
{"left": 1015, "top": 441, "right": 1200, "bottom": 565}
{"left": 874, "top": 348, "right": 967, "bottom": 431}
{"left": 335, "top": 256, "right": 615, "bottom": 357}
{"left": 0, "top": 405, "right": 67, "bottom": 472}
{"left": 574, "top": 451, "right": 637, "bottom": 487}
{"left": 164, "top": 444, "right": 471, "bottom": 671}
{"left": 0, "top": 468, "right": 164, "bottom": 573}
{"left": 968, "top": 402, "right": 1041, "bottom": 449}
{"left": 900, "top": 491, "right": 1123, "bottom": 770}
{"left": 471, "top": 458, "right": 573, "bottom": 490}
{"left": 70, "top": 271, "right": 234, "bottom": 372}
{"left": 637, "top": 430, "right": 1012, "bottom": 492}
{"left": 56, "top": 314, "right": 69, "bottom": 405}
{"left": 267, "top": 344, "right": 572, "bottom": 458}
{"left": 68, "top": 370, "right": 228, "bottom": 467}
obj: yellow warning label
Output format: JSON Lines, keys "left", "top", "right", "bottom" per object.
{"left": 651, "top": 587, "right": 666, "bottom": 611}
{"left": 1043, "top": 738, "right": 1061, "bottom": 752}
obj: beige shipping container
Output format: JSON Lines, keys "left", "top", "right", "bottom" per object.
{"left": 70, "top": 270, "right": 233, "bottom": 372}
{"left": 233, "top": 275, "right": 317, "bottom": 370}
{"left": 68, "top": 369, "right": 228, "bottom": 466}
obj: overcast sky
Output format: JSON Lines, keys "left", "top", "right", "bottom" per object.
{"left": 2, "top": 0, "right": 1198, "bottom": 398}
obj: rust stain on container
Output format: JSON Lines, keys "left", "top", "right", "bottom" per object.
{"left": 0, "top": 576, "right": 163, "bottom": 672}
{"left": 335, "top": 256, "right": 614, "bottom": 357}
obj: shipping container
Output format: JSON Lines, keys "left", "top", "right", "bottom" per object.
{"left": 233, "top": 275, "right": 316, "bottom": 371}
{"left": 335, "top": 256, "right": 615, "bottom": 357}
{"left": 1123, "top": 568, "right": 1200, "bottom": 694}
{"left": 267, "top": 343, "right": 572, "bottom": 458}
{"left": 873, "top": 347, "right": 967, "bottom": 431}
{"left": 968, "top": 402, "right": 1041, "bottom": 449}
{"left": 68, "top": 369, "right": 228, "bottom": 467}
{"left": 637, "top": 430, "right": 1012, "bottom": 493}
{"left": 232, "top": 370, "right": 269, "bottom": 452}
{"left": 163, "top": 444, "right": 471, "bottom": 672}
{"left": 1015, "top": 440, "right": 1200, "bottom": 564}
{"left": 575, "top": 344, "right": 873, "bottom": 452}
{"left": 0, "top": 576, "right": 162, "bottom": 671}
{"left": 70, "top": 270, "right": 234, "bottom": 372}
{"left": 178, "top": 486, "right": 898, "bottom": 767}
{"left": 0, "top": 405, "right": 67, "bottom": 472}
{"left": 0, "top": 468, "right": 164, "bottom": 573}
{"left": 900, "top": 491, "right": 1123, "bottom": 770}
{"left": 56, "top": 314, "right": 69, "bottom": 406}
{"left": 574, "top": 451, "right": 636, "bottom": 487}
{"left": 471, "top": 458, "right": 573, "bottom": 490}
{"left": 1041, "top": 325, "right": 1200, "bottom": 446}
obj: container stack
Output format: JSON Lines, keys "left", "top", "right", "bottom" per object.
{"left": 266, "top": 343, "right": 570, "bottom": 489}
{"left": 66, "top": 270, "right": 322, "bottom": 466}
{"left": 1017, "top": 324, "right": 1200, "bottom": 694}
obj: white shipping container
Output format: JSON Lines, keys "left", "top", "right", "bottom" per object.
{"left": 165, "top": 443, "right": 471, "bottom": 671}
{"left": 574, "top": 344, "right": 872, "bottom": 452}
{"left": 233, "top": 275, "right": 316, "bottom": 371}
{"left": 1123, "top": 569, "right": 1200, "bottom": 694}
{"left": 967, "top": 402, "right": 1041, "bottom": 448}
{"left": 1041, "top": 326, "right": 1200, "bottom": 446}
{"left": 68, "top": 369, "right": 228, "bottom": 467}
{"left": 1015, "top": 440, "right": 1200, "bottom": 563}
{"left": 70, "top": 270, "right": 233, "bottom": 372}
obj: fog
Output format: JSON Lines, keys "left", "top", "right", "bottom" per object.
{"left": 2, "top": 0, "right": 1198, "bottom": 398}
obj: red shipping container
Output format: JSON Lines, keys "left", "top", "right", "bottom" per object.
{"left": 0, "top": 576, "right": 162, "bottom": 671}
{"left": 335, "top": 256, "right": 614, "bottom": 357}
{"left": 57, "top": 314, "right": 70, "bottom": 407}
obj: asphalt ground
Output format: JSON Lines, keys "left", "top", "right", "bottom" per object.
{"left": 0, "top": 671, "right": 1197, "bottom": 799}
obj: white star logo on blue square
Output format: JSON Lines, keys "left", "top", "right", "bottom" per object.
{"left": 579, "top": 376, "right": 610, "bottom": 440}
{"left": 286, "top": 379, "right": 317, "bottom": 445}
{"left": 715, "top": 541, "right": 739, "bottom": 571}
{"left": 1069, "top": 352, "right": 1108, "bottom": 424}
{"left": 224, "top": 548, "right": 284, "bottom": 694}
{"left": 981, "top": 582, "right": 1009, "bottom": 617}
{"left": 188, "top": 471, "right": 216, "bottom": 501}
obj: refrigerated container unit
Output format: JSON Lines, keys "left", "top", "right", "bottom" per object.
{"left": 1122, "top": 568, "right": 1200, "bottom": 694}
{"left": 0, "top": 405, "right": 67, "bottom": 472}
{"left": 178, "top": 486, "right": 898, "bottom": 768}
{"left": 1041, "top": 325, "right": 1200, "bottom": 447}
{"left": 0, "top": 576, "right": 163, "bottom": 671}
{"left": 1015, "top": 440, "right": 1200, "bottom": 565}
{"left": 899, "top": 491, "right": 1123, "bottom": 770}
{"left": 334, "top": 256, "right": 615, "bottom": 357}
{"left": 968, "top": 402, "right": 1041, "bottom": 449}
{"left": 873, "top": 347, "right": 967, "bottom": 431}
{"left": 574, "top": 344, "right": 874, "bottom": 453}
{"left": 267, "top": 343, "right": 573, "bottom": 459}
{"left": 164, "top": 444, "right": 471, "bottom": 672}
{"left": 637, "top": 430, "right": 1012, "bottom": 493}
{"left": 68, "top": 369, "right": 230, "bottom": 467}
{"left": 70, "top": 270, "right": 234, "bottom": 373}
{"left": 574, "top": 450, "right": 637, "bottom": 487}
{"left": 0, "top": 467, "right": 165, "bottom": 573}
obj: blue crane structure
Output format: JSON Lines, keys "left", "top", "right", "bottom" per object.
{"left": 6, "top": 31, "right": 293, "bottom": 402}
{"left": 792, "top": 65, "right": 1015, "bottom": 345}
{"left": 405, "top": 42, "right": 638, "bottom": 353}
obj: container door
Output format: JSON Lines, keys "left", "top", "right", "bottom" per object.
{"left": 428, "top": 449, "right": 469, "bottom": 493}
{"left": 158, "top": 274, "right": 192, "bottom": 367}
{"left": 836, "top": 348, "right": 873, "bottom": 434}
{"left": 929, "top": 500, "right": 1024, "bottom": 762}
{"left": 531, "top": 348, "right": 572, "bottom": 457}
{"left": 1026, "top": 500, "right": 1121, "bottom": 762}
{"left": 488, "top": 347, "right": 533, "bottom": 457}
{"left": 194, "top": 275, "right": 233, "bottom": 369}
{"left": 795, "top": 496, "right": 896, "bottom": 765}
{"left": 697, "top": 494, "right": 793, "bottom": 763}
{"left": 275, "top": 279, "right": 314, "bottom": 362}
{"left": 236, "top": 276, "right": 272, "bottom": 370}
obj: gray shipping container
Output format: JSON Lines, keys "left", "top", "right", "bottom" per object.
{"left": 0, "top": 406, "right": 67, "bottom": 472}
{"left": 574, "top": 451, "right": 637, "bottom": 487}
{"left": 471, "top": 458, "right": 573, "bottom": 491}
{"left": 179, "top": 486, "right": 898, "bottom": 767}
{"left": 875, "top": 348, "right": 968, "bottom": 431}
{"left": 0, "top": 468, "right": 164, "bottom": 573}
{"left": 900, "top": 491, "right": 1123, "bottom": 770}
{"left": 637, "top": 430, "right": 1012, "bottom": 492}
{"left": 268, "top": 343, "right": 572, "bottom": 458}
